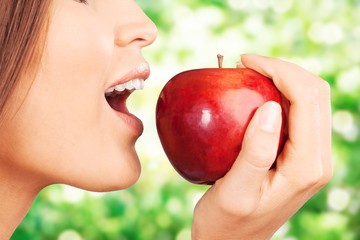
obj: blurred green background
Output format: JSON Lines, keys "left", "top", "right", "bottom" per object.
{"left": 12, "top": 0, "right": 360, "bottom": 239}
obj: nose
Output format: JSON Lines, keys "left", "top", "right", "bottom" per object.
{"left": 114, "top": 2, "right": 158, "bottom": 48}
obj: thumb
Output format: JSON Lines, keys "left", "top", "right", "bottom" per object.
{"left": 219, "top": 101, "right": 282, "bottom": 200}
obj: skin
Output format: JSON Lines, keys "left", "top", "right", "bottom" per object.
{"left": 0, "top": 0, "right": 332, "bottom": 239}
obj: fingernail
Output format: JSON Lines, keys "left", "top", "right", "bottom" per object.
{"left": 237, "top": 55, "right": 246, "bottom": 68}
{"left": 236, "top": 61, "right": 245, "bottom": 68}
{"left": 259, "top": 102, "right": 281, "bottom": 132}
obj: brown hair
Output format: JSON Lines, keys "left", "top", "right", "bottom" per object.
{"left": 0, "top": 0, "right": 51, "bottom": 117}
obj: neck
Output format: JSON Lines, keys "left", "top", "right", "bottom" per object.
{"left": 0, "top": 168, "right": 43, "bottom": 239}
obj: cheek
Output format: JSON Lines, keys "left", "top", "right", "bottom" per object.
{"left": 45, "top": 12, "right": 113, "bottom": 84}
{"left": 37, "top": 8, "right": 113, "bottom": 133}
{"left": 28, "top": 12, "right": 115, "bottom": 148}
{"left": 30, "top": 24, "right": 107, "bottom": 142}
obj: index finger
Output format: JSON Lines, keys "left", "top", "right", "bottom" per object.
{"left": 240, "top": 54, "right": 325, "bottom": 103}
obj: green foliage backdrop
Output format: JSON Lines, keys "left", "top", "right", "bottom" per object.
{"left": 12, "top": 0, "right": 360, "bottom": 239}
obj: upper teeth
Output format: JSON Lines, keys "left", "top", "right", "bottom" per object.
{"left": 105, "top": 78, "right": 145, "bottom": 96}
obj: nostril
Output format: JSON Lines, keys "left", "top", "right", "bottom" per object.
{"left": 114, "top": 25, "right": 157, "bottom": 47}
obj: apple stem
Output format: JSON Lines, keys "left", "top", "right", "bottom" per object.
{"left": 217, "top": 54, "right": 223, "bottom": 68}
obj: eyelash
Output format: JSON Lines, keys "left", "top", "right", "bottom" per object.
{"left": 75, "top": 0, "right": 88, "bottom": 4}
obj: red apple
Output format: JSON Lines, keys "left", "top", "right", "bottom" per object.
{"left": 156, "top": 55, "right": 287, "bottom": 185}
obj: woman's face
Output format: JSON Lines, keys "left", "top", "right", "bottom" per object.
{"left": 0, "top": 0, "right": 157, "bottom": 191}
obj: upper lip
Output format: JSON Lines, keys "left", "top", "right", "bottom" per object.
{"left": 105, "top": 62, "right": 150, "bottom": 91}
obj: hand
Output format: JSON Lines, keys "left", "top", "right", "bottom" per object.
{"left": 191, "top": 54, "right": 333, "bottom": 240}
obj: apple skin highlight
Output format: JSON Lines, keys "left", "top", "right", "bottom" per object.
{"left": 156, "top": 68, "right": 287, "bottom": 185}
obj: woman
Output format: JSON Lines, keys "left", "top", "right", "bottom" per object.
{"left": 0, "top": 0, "right": 332, "bottom": 239}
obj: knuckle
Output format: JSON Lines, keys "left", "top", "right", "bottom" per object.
{"left": 316, "top": 79, "right": 331, "bottom": 101}
{"left": 292, "top": 174, "right": 319, "bottom": 190}
{"left": 282, "top": 64, "right": 330, "bottom": 106}
{"left": 213, "top": 183, "right": 258, "bottom": 217}
{"left": 292, "top": 162, "right": 332, "bottom": 190}
{"left": 318, "top": 79, "right": 331, "bottom": 95}
{"left": 241, "top": 134, "right": 278, "bottom": 169}
{"left": 305, "top": 171, "right": 323, "bottom": 187}
{"left": 219, "top": 197, "right": 257, "bottom": 217}
{"left": 242, "top": 135, "right": 278, "bottom": 167}
{"left": 317, "top": 164, "right": 334, "bottom": 187}
{"left": 247, "top": 145, "right": 269, "bottom": 159}
{"left": 242, "top": 146, "right": 276, "bottom": 169}
{"left": 303, "top": 79, "right": 331, "bottom": 104}
{"left": 303, "top": 86, "right": 321, "bottom": 105}
{"left": 290, "top": 177, "right": 314, "bottom": 191}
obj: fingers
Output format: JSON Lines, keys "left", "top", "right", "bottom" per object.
{"left": 240, "top": 54, "right": 333, "bottom": 189}
{"left": 318, "top": 82, "right": 333, "bottom": 186}
{"left": 240, "top": 54, "right": 324, "bottom": 105}
{"left": 213, "top": 101, "right": 282, "bottom": 213}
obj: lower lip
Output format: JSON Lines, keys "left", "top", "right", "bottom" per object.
{"left": 113, "top": 110, "right": 144, "bottom": 136}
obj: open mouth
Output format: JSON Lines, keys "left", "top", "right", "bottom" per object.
{"left": 105, "top": 78, "right": 145, "bottom": 113}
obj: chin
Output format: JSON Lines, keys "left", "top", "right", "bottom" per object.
{"left": 77, "top": 167, "right": 141, "bottom": 193}
{"left": 106, "top": 163, "right": 142, "bottom": 192}
{"left": 62, "top": 151, "right": 142, "bottom": 193}
{"left": 92, "top": 161, "right": 141, "bottom": 192}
